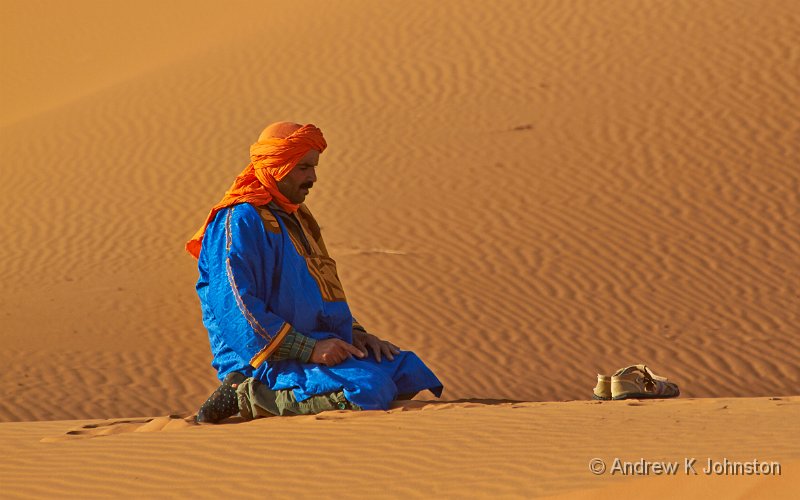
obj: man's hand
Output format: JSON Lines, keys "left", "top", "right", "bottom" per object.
{"left": 353, "top": 330, "right": 400, "bottom": 363}
{"left": 310, "top": 338, "right": 365, "bottom": 366}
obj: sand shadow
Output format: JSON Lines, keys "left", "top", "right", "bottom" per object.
{"left": 41, "top": 398, "right": 533, "bottom": 441}
{"left": 40, "top": 414, "right": 198, "bottom": 443}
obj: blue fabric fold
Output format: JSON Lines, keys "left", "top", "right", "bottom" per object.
{"left": 256, "top": 350, "right": 443, "bottom": 410}
{"left": 196, "top": 202, "right": 443, "bottom": 410}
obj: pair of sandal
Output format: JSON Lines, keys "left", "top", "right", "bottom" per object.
{"left": 593, "top": 364, "right": 680, "bottom": 400}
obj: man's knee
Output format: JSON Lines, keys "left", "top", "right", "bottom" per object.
{"left": 237, "top": 378, "right": 360, "bottom": 419}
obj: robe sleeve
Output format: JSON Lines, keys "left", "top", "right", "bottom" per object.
{"left": 202, "top": 204, "right": 296, "bottom": 368}
{"left": 269, "top": 327, "right": 316, "bottom": 363}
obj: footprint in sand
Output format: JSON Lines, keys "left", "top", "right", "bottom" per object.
{"left": 337, "top": 248, "right": 409, "bottom": 257}
{"left": 41, "top": 415, "right": 198, "bottom": 442}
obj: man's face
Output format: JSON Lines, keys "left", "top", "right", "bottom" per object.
{"left": 277, "top": 149, "right": 320, "bottom": 204}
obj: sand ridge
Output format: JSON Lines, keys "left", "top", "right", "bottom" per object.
{"left": 1, "top": 397, "right": 797, "bottom": 498}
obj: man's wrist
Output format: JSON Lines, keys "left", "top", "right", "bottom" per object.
{"left": 297, "top": 335, "right": 317, "bottom": 363}
{"left": 270, "top": 327, "right": 317, "bottom": 363}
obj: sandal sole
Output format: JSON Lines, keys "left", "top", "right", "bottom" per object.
{"left": 612, "top": 391, "right": 679, "bottom": 400}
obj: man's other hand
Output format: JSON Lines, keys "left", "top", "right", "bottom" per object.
{"left": 353, "top": 330, "right": 401, "bottom": 363}
{"left": 310, "top": 338, "right": 365, "bottom": 366}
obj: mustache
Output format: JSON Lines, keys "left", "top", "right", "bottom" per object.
{"left": 300, "top": 182, "right": 314, "bottom": 190}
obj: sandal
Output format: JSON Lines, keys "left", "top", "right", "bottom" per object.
{"left": 592, "top": 374, "right": 612, "bottom": 400}
{"left": 610, "top": 365, "right": 679, "bottom": 400}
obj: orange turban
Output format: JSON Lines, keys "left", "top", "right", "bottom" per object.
{"left": 186, "top": 123, "right": 327, "bottom": 258}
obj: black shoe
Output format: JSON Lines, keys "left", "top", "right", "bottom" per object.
{"left": 195, "top": 372, "right": 245, "bottom": 424}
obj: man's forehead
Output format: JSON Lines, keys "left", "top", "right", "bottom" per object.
{"left": 297, "top": 148, "right": 320, "bottom": 166}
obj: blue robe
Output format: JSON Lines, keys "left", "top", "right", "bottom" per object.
{"left": 195, "top": 202, "right": 443, "bottom": 410}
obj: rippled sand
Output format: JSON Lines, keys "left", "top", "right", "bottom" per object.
{"left": 1, "top": 0, "right": 798, "bottom": 497}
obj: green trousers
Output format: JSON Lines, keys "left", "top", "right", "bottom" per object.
{"left": 235, "top": 378, "right": 361, "bottom": 419}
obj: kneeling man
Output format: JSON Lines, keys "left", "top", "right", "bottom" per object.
{"left": 187, "top": 122, "right": 442, "bottom": 423}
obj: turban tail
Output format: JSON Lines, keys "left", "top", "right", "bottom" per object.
{"left": 186, "top": 124, "right": 327, "bottom": 258}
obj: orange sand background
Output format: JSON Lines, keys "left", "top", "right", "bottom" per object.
{"left": 1, "top": 0, "right": 798, "bottom": 497}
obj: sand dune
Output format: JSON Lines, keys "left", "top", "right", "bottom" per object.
{"left": 1, "top": 0, "right": 798, "bottom": 497}
{"left": 2, "top": 397, "right": 798, "bottom": 498}
{"left": 0, "top": 0, "right": 256, "bottom": 126}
